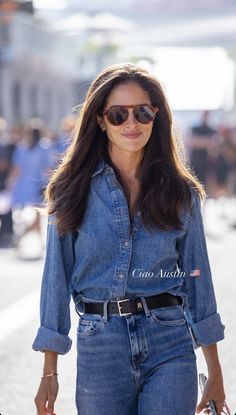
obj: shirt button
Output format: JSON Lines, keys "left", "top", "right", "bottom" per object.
{"left": 124, "top": 241, "right": 129, "bottom": 246}
{"left": 119, "top": 273, "right": 125, "bottom": 279}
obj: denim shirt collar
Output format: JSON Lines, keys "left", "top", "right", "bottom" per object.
{"left": 91, "top": 158, "right": 110, "bottom": 178}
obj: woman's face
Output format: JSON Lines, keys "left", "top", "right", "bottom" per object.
{"left": 98, "top": 82, "right": 155, "bottom": 157}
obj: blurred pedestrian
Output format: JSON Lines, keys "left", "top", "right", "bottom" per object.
{"left": 57, "top": 115, "right": 75, "bottom": 155}
{"left": 0, "top": 118, "right": 15, "bottom": 248}
{"left": 33, "top": 63, "right": 228, "bottom": 415}
{"left": 189, "top": 110, "right": 219, "bottom": 193}
{"left": 44, "top": 116, "right": 75, "bottom": 171}
{"left": 6, "top": 118, "right": 50, "bottom": 244}
{"left": 215, "top": 126, "right": 236, "bottom": 197}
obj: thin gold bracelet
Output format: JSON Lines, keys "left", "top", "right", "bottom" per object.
{"left": 41, "top": 372, "right": 58, "bottom": 380}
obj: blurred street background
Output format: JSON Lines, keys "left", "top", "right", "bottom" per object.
{"left": 1, "top": 0, "right": 236, "bottom": 413}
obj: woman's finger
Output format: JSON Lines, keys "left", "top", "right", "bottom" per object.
{"left": 222, "top": 400, "right": 231, "bottom": 415}
{"left": 196, "top": 397, "right": 208, "bottom": 413}
{"left": 214, "top": 399, "right": 228, "bottom": 415}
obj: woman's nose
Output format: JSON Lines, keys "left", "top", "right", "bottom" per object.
{"left": 125, "top": 109, "right": 138, "bottom": 126}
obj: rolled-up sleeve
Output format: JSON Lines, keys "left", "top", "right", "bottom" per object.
{"left": 32, "top": 216, "right": 75, "bottom": 354}
{"left": 177, "top": 190, "right": 225, "bottom": 348}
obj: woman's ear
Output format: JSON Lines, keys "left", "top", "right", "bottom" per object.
{"left": 97, "top": 115, "right": 105, "bottom": 132}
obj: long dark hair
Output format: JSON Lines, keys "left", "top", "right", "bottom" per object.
{"left": 45, "top": 63, "right": 205, "bottom": 235}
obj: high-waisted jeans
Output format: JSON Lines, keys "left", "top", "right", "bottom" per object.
{"left": 76, "top": 298, "right": 198, "bottom": 415}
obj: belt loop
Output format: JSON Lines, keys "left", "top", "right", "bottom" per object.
{"left": 103, "top": 300, "right": 109, "bottom": 323}
{"left": 140, "top": 296, "right": 151, "bottom": 317}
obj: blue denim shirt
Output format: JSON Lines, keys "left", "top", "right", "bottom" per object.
{"left": 32, "top": 158, "right": 225, "bottom": 354}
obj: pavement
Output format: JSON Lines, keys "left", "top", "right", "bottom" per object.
{"left": 0, "top": 197, "right": 236, "bottom": 415}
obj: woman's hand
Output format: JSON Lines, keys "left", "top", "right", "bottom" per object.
{"left": 35, "top": 351, "right": 59, "bottom": 415}
{"left": 198, "top": 343, "right": 230, "bottom": 414}
{"left": 196, "top": 372, "right": 230, "bottom": 414}
{"left": 34, "top": 375, "right": 59, "bottom": 415}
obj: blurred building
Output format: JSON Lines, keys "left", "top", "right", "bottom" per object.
{"left": 1, "top": 0, "right": 236, "bottom": 126}
{"left": 0, "top": 0, "right": 79, "bottom": 128}
{"left": 41, "top": 0, "right": 236, "bottom": 115}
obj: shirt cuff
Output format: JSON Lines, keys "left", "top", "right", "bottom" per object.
{"left": 190, "top": 313, "right": 225, "bottom": 348}
{"left": 32, "top": 326, "right": 72, "bottom": 354}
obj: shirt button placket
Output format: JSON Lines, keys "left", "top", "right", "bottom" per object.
{"left": 111, "top": 178, "right": 132, "bottom": 298}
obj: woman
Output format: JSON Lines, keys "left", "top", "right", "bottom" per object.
{"left": 33, "top": 63, "right": 228, "bottom": 415}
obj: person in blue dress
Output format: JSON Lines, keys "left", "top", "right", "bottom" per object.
{"left": 7, "top": 118, "right": 50, "bottom": 241}
{"left": 33, "top": 63, "right": 229, "bottom": 415}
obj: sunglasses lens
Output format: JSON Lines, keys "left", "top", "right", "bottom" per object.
{"left": 106, "top": 107, "right": 128, "bottom": 126}
{"left": 134, "top": 106, "right": 155, "bottom": 124}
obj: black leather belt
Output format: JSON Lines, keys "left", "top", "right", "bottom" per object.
{"left": 83, "top": 293, "right": 183, "bottom": 316}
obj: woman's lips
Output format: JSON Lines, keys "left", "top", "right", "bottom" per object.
{"left": 122, "top": 132, "right": 142, "bottom": 139}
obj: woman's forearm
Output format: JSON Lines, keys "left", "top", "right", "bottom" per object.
{"left": 201, "top": 343, "right": 222, "bottom": 374}
{"left": 43, "top": 351, "right": 58, "bottom": 375}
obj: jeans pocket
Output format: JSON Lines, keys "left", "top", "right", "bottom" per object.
{"left": 150, "top": 305, "right": 186, "bottom": 326}
{"left": 77, "top": 313, "right": 105, "bottom": 337}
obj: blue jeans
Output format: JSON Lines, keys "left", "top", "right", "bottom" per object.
{"left": 76, "top": 298, "right": 198, "bottom": 414}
